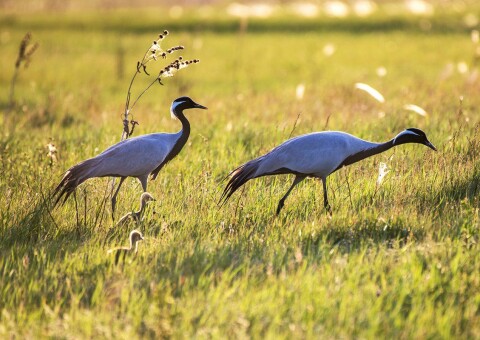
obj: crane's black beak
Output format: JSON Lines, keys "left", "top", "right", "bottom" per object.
{"left": 425, "top": 141, "right": 437, "bottom": 151}
{"left": 194, "top": 103, "right": 208, "bottom": 110}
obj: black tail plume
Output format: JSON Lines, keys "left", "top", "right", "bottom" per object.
{"left": 219, "top": 159, "right": 261, "bottom": 206}
{"left": 51, "top": 158, "right": 98, "bottom": 208}
{"left": 52, "top": 171, "right": 78, "bottom": 208}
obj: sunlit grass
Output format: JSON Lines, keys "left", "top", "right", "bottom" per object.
{"left": 0, "top": 7, "right": 479, "bottom": 338}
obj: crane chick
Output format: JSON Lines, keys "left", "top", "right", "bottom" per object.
{"left": 221, "top": 128, "right": 436, "bottom": 215}
{"left": 116, "top": 192, "right": 156, "bottom": 226}
{"left": 107, "top": 229, "right": 144, "bottom": 265}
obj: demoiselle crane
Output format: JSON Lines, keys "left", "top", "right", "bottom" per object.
{"left": 221, "top": 128, "right": 436, "bottom": 215}
{"left": 107, "top": 229, "right": 144, "bottom": 265}
{"left": 116, "top": 192, "right": 155, "bottom": 226}
{"left": 53, "top": 96, "right": 207, "bottom": 215}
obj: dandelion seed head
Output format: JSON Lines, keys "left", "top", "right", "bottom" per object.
{"left": 457, "top": 61, "right": 469, "bottom": 74}
{"left": 46, "top": 142, "right": 58, "bottom": 163}
{"left": 323, "top": 43, "right": 336, "bottom": 57}
{"left": 376, "top": 66, "right": 387, "bottom": 77}
{"left": 377, "top": 162, "right": 389, "bottom": 186}
{"left": 296, "top": 83, "right": 305, "bottom": 100}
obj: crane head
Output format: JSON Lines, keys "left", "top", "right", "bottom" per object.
{"left": 129, "top": 230, "right": 144, "bottom": 246}
{"left": 140, "top": 192, "right": 156, "bottom": 204}
{"left": 170, "top": 96, "right": 207, "bottom": 119}
{"left": 393, "top": 128, "right": 437, "bottom": 151}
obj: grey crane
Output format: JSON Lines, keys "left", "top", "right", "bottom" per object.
{"left": 107, "top": 229, "right": 144, "bottom": 265}
{"left": 221, "top": 128, "right": 436, "bottom": 215}
{"left": 53, "top": 96, "right": 207, "bottom": 215}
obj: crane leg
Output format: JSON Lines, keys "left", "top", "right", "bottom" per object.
{"left": 322, "top": 177, "right": 332, "bottom": 215}
{"left": 111, "top": 177, "right": 126, "bottom": 219}
{"left": 276, "top": 175, "right": 305, "bottom": 215}
{"left": 138, "top": 175, "right": 148, "bottom": 192}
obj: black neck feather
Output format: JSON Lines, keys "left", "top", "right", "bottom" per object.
{"left": 149, "top": 110, "right": 190, "bottom": 180}
{"left": 334, "top": 139, "right": 394, "bottom": 172}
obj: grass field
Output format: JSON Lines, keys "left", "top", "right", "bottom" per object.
{"left": 1, "top": 4, "right": 480, "bottom": 338}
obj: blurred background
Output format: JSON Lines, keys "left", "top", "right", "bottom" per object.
{"left": 1, "top": 0, "right": 479, "bottom": 16}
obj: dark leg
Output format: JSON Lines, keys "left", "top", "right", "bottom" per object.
{"left": 115, "top": 250, "right": 121, "bottom": 266}
{"left": 276, "top": 175, "right": 306, "bottom": 215}
{"left": 322, "top": 177, "right": 332, "bottom": 215}
{"left": 73, "top": 190, "right": 81, "bottom": 236}
{"left": 111, "top": 177, "right": 126, "bottom": 219}
{"left": 138, "top": 175, "right": 148, "bottom": 192}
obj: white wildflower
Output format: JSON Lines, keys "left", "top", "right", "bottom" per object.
{"left": 46, "top": 142, "right": 57, "bottom": 163}
{"left": 376, "top": 66, "right": 387, "bottom": 77}
{"left": 471, "top": 30, "right": 479, "bottom": 44}
{"left": 323, "top": 43, "right": 336, "bottom": 57}
{"left": 377, "top": 162, "right": 389, "bottom": 186}
{"left": 296, "top": 83, "right": 305, "bottom": 100}
{"left": 457, "top": 62, "right": 469, "bottom": 74}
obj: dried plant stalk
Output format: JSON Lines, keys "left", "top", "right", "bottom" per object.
{"left": 9, "top": 32, "right": 39, "bottom": 108}
{"left": 121, "top": 30, "right": 200, "bottom": 140}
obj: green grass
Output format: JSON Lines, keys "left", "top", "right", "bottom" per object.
{"left": 1, "top": 6, "right": 480, "bottom": 338}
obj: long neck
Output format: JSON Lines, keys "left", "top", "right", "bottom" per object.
{"left": 137, "top": 197, "right": 147, "bottom": 215}
{"left": 169, "top": 110, "right": 190, "bottom": 159}
{"left": 335, "top": 139, "right": 394, "bottom": 171}
{"left": 149, "top": 110, "right": 191, "bottom": 180}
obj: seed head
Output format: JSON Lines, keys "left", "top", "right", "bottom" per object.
{"left": 15, "top": 32, "right": 38, "bottom": 69}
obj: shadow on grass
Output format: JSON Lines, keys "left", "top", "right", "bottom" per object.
{"left": 0, "top": 194, "right": 109, "bottom": 256}
{"left": 139, "top": 214, "right": 422, "bottom": 296}
{"left": 304, "top": 216, "right": 419, "bottom": 255}
{"left": 418, "top": 165, "right": 480, "bottom": 213}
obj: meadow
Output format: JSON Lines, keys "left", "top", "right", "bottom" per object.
{"left": 1, "top": 4, "right": 480, "bottom": 338}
